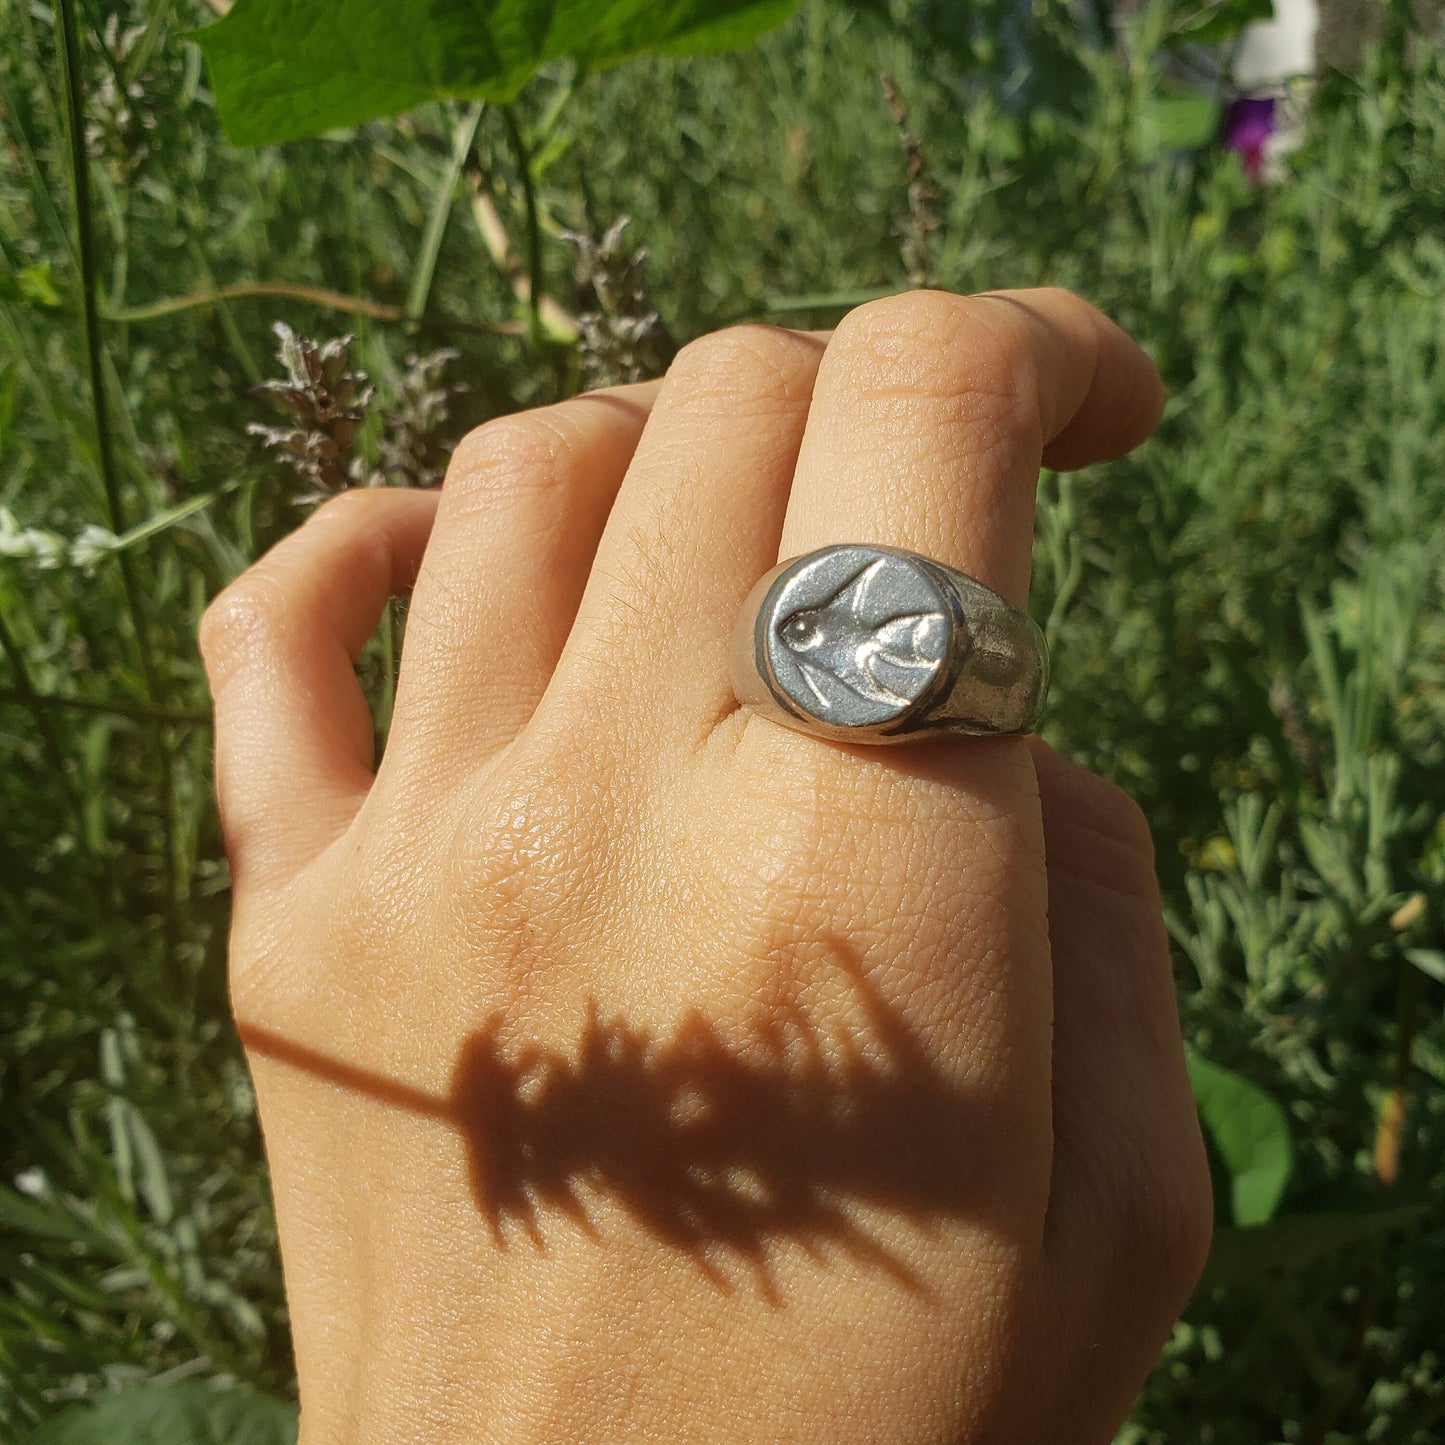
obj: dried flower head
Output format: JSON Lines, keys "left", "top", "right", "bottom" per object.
{"left": 0, "top": 506, "right": 64, "bottom": 569}
{"left": 249, "top": 325, "right": 465, "bottom": 503}
{"left": 372, "top": 348, "right": 465, "bottom": 490}
{"left": 86, "top": 17, "right": 159, "bottom": 183}
{"left": 249, "top": 323, "right": 375, "bottom": 505}
{"left": 563, "top": 217, "right": 675, "bottom": 388}
{"left": 881, "top": 72, "right": 941, "bottom": 290}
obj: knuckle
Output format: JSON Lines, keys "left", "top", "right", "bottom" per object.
{"left": 835, "top": 288, "right": 975, "bottom": 353}
{"left": 199, "top": 488, "right": 390, "bottom": 675}
{"left": 1118, "top": 1126, "right": 1215, "bottom": 1316}
{"left": 1013, "top": 283, "right": 1091, "bottom": 314}
{"left": 198, "top": 572, "right": 294, "bottom": 678}
{"left": 442, "top": 767, "right": 601, "bottom": 996}
{"left": 311, "top": 485, "right": 380, "bottom": 523}
{"left": 665, "top": 324, "right": 818, "bottom": 408}
{"left": 446, "top": 409, "right": 582, "bottom": 501}
{"left": 831, "top": 289, "right": 1034, "bottom": 419}
{"left": 951, "top": 297, "right": 1038, "bottom": 394}
{"left": 332, "top": 844, "right": 427, "bottom": 962}
{"left": 1044, "top": 285, "right": 1098, "bottom": 319}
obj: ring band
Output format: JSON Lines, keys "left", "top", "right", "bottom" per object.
{"left": 730, "top": 544, "right": 1049, "bottom": 744}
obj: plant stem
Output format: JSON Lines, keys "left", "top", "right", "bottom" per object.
{"left": 0, "top": 610, "right": 89, "bottom": 836}
{"left": 468, "top": 185, "right": 579, "bottom": 341}
{"left": 758, "top": 285, "right": 900, "bottom": 315}
{"left": 57, "top": 0, "right": 146, "bottom": 646}
{"left": 1373, "top": 962, "right": 1424, "bottom": 1187}
{"left": 104, "top": 280, "right": 524, "bottom": 334}
{"left": 1087, "top": 0, "right": 1114, "bottom": 48}
{"left": 0, "top": 685, "right": 211, "bottom": 728}
{"left": 500, "top": 104, "right": 544, "bottom": 345}
{"left": 123, "top": 0, "right": 175, "bottom": 85}
{"left": 0, "top": 63, "right": 75, "bottom": 266}
{"left": 83, "top": 0, "right": 131, "bottom": 95}
{"left": 182, "top": 236, "right": 264, "bottom": 382}
{"left": 406, "top": 102, "right": 485, "bottom": 323}
{"left": 56, "top": 0, "right": 182, "bottom": 983}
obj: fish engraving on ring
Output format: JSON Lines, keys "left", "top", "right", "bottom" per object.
{"left": 776, "top": 558, "right": 948, "bottom": 712}
{"left": 731, "top": 543, "right": 1047, "bottom": 743}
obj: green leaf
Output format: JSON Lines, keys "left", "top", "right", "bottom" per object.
{"left": 1165, "top": 0, "right": 1273, "bottom": 46}
{"left": 1200, "top": 1205, "right": 1429, "bottom": 1292}
{"left": 32, "top": 1384, "right": 298, "bottom": 1445}
{"left": 0, "top": 1183, "right": 91, "bottom": 1245}
{"left": 193, "top": 0, "right": 802, "bottom": 145}
{"left": 1139, "top": 90, "right": 1220, "bottom": 152}
{"left": 1186, "top": 1048, "right": 1293, "bottom": 1226}
{"left": 1404, "top": 947, "right": 1445, "bottom": 983}
{"left": 18, "top": 262, "right": 63, "bottom": 308}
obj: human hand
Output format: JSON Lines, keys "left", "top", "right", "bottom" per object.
{"left": 202, "top": 288, "right": 1212, "bottom": 1444}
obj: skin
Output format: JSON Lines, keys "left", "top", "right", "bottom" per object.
{"left": 201, "top": 288, "right": 1213, "bottom": 1444}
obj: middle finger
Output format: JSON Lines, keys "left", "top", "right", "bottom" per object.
{"left": 778, "top": 287, "right": 1166, "bottom": 607}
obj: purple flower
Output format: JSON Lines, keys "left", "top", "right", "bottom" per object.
{"left": 1223, "top": 95, "right": 1278, "bottom": 185}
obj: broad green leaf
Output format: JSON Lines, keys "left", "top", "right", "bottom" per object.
{"left": 194, "top": 0, "right": 802, "bottom": 145}
{"left": 1200, "top": 1204, "right": 1429, "bottom": 1292}
{"left": 1139, "top": 91, "right": 1220, "bottom": 152}
{"left": 32, "top": 1384, "right": 298, "bottom": 1445}
{"left": 1186, "top": 1048, "right": 1292, "bottom": 1226}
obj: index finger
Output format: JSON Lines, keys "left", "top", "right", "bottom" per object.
{"left": 199, "top": 487, "right": 439, "bottom": 886}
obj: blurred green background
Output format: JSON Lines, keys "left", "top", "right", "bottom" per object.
{"left": 2, "top": 0, "right": 1443, "bottom": 1439}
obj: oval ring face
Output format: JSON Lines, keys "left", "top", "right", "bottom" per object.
{"left": 762, "top": 546, "right": 954, "bottom": 729}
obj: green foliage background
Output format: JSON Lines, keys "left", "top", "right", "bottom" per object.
{"left": 2, "top": 0, "right": 1443, "bottom": 1438}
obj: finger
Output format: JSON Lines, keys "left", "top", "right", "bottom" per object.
{"left": 1029, "top": 740, "right": 1211, "bottom": 1402}
{"left": 391, "top": 381, "right": 660, "bottom": 762}
{"left": 778, "top": 287, "right": 1165, "bottom": 607}
{"left": 546, "top": 327, "right": 827, "bottom": 744}
{"left": 200, "top": 487, "right": 439, "bottom": 885}
{"left": 724, "top": 290, "right": 1161, "bottom": 1105}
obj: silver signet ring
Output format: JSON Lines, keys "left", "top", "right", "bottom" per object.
{"left": 729, "top": 544, "right": 1049, "bottom": 744}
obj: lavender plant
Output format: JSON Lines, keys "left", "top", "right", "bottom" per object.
{"left": 564, "top": 217, "right": 676, "bottom": 387}
{"left": 248, "top": 324, "right": 375, "bottom": 505}
{"left": 879, "top": 71, "right": 941, "bottom": 290}
{"left": 372, "top": 347, "right": 466, "bottom": 489}
{"left": 1, "top": 0, "right": 1442, "bottom": 1439}
{"left": 249, "top": 326, "right": 463, "bottom": 502}
{"left": 84, "top": 16, "right": 158, "bottom": 183}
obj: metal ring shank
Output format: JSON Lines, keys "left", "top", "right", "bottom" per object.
{"left": 915, "top": 559, "right": 1049, "bottom": 737}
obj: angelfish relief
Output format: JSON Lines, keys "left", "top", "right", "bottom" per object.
{"left": 777, "top": 558, "right": 948, "bottom": 716}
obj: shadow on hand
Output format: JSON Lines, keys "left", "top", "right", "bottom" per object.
{"left": 238, "top": 940, "right": 996, "bottom": 1301}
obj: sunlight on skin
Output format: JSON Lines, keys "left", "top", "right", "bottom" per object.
{"left": 205, "top": 289, "right": 1211, "bottom": 1444}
